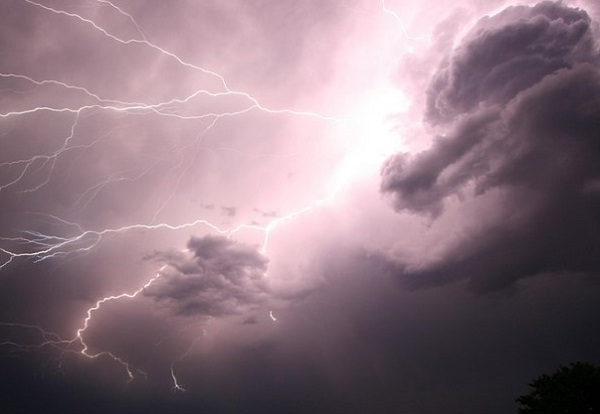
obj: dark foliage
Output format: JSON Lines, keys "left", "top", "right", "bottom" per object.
{"left": 516, "top": 362, "right": 600, "bottom": 413}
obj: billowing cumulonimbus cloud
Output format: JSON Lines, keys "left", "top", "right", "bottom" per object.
{"left": 144, "top": 235, "right": 269, "bottom": 317}
{"left": 381, "top": 1, "right": 600, "bottom": 290}
{"left": 426, "top": 1, "right": 595, "bottom": 125}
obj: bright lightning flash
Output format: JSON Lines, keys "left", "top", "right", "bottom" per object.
{"left": 0, "top": 0, "right": 409, "bottom": 390}
{"left": 334, "top": 85, "right": 409, "bottom": 185}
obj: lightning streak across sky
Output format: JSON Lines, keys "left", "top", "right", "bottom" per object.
{"left": 0, "top": 0, "right": 409, "bottom": 389}
{"left": 3, "top": 1, "right": 600, "bottom": 413}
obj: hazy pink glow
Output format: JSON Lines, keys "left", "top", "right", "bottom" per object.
{"left": 0, "top": 0, "right": 426, "bottom": 383}
{"left": 1, "top": 0, "right": 600, "bottom": 409}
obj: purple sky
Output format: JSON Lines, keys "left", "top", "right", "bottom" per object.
{"left": 1, "top": 1, "right": 600, "bottom": 413}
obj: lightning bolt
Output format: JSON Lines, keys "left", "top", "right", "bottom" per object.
{"left": 73, "top": 265, "right": 167, "bottom": 379}
{"left": 169, "top": 333, "right": 205, "bottom": 392}
{"left": 380, "top": 0, "right": 427, "bottom": 41}
{"left": 269, "top": 310, "right": 277, "bottom": 322}
{"left": 0, "top": 323, "right": 72, "bottom": 353}
{"left": 0, "top": 0, "right": 406, "bottom": 387}
{"left": 16, "top": 0, "right": 339, "bottom": 120}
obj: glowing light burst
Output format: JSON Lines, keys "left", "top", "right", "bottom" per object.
{"left": 332, "top": 85, "right": 410, "bottom": 188}
{"left": 0, "top": 0, "right": 411, "bottom": 388}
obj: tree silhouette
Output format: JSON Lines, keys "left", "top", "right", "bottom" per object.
{"left": 516, "top": 362, "right": 600, "bottom": 413}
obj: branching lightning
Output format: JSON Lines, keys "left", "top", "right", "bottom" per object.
{"left": 0, "top": 0, "right": 406, "bottom": 389}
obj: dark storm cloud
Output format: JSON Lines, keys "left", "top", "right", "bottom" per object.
{"left": 382, "top": 1, "right": 600, "bottom": 290}
{"left": 144, "top": 235, "right": 269, "bottom": 317}
{"left": 425, "top": 1, "right": 595, "bottom": 125}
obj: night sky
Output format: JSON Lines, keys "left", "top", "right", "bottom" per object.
{"left": 1, "top": 1, "right": 600, "bottom": 413}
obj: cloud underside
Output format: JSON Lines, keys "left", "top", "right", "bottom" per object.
{"left": 144, "top": 235, "right": 269, "bottom": 318}
{"left": 381, "top": 1, "right": 600, "bottom": 291}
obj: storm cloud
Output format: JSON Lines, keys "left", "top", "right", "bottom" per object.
{"left": 381, "top": 1, "right": 600, "bottom": 290}
{"left": 144, "top": 235, "right": 269, "bottom": 318}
